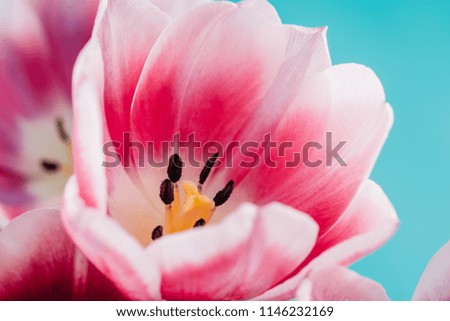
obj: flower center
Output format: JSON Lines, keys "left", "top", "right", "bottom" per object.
{"left": 152, "top": 153, "right": 234, "bottom": 240}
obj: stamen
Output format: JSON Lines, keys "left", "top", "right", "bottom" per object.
{"left": 159, "top": 179, "right": 174, "bottom": 205}
{"left": 40, "top": 159, "right": 61, "bottom": 173}
{"left": 167, "top": 154, "right": 183, "bottom": 183}
{"left": 193, "top": 218, "right": 206, "bottom": 227}
{"left": 199, "top": 152, "right": 219, "bottom": 186}
{"left": 213, "top": 180, "right": 234, "bottom": 207}
{"left": 151, "top": 225, "right": 163, "bottom": 240}
{"left": 56, "top": 118, "right": 70, "bottom": 144}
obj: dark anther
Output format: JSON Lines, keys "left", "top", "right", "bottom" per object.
{"left": 167, "top": 154, "right": 183, "bottom": 183}
{"left": 40, "top": 159, "right": 61, "bottom": 173}
{"left": 56, "top": 118, "right": 70, "bottom": 143}
{"left": 151, "top": 225, "right": 163, "bottom": 240}
{"left": 193, "top": 218, "right": 206, "bottom": 227}
{"left": 159, "top": 179, "right": 174, "bottom": 205}
{"left": 199, "top": 152, "right": 219, "bottom": 185}
{"left": 213, "top": 180, "right": 234, "bottom": 207}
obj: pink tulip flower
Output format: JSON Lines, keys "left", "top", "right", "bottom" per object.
{"left": 62, "top": 0, "right": 398, "bottom": 300}
{"left": 0, "top": 0, "right": 98, "bottom": 219}
{"left": 297, "top": 241, "right": 450, "bottom": 301}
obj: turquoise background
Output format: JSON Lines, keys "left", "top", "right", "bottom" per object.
{"left": 237, "top": 0, "right": 450, "bottom": 300}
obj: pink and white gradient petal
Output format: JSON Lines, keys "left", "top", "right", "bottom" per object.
{"left": 71, "top": 39, "right": 107, "bottom": 211}
{"left": 296, "top": 266, "right": 389, "bottom": 301}
{"left": 0, "top": 208, "right": 125, "bottom": 300}
{"left": 413, "top": 241, "right": 450, "bottom": 301}
{"left": 255, "top": 180, "right": 398, "bottom": 300}
{"left": 131, "top": 0, "right": 286, "bottom": 154}
{"left": 218, "top": 25, "right": 332, "bottom": 193}
{"left": 25, "top": 0, "right": 99, "bottom": 93}
{"left": 96, "top": 0, "right": 170, "bottom": 158}
{"left": 241, "top": 64, "right": 393, "bottom": 235}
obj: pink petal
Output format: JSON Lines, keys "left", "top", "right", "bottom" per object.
{"left": 0, "top": 207, "right": 9, "bottom": 229}
{"left": 71, "top": 39, "right": 107, "bottom": 210}
{"left": 240, "top": 25, "right": 331, "bottom": 139}
{"left": 146, "top": 202, "right": 318, "bottom": 300}
{"left": 219, "top": 25, "right": 332, "bottom": 188}
{"left": 296, "top": 266, "right": 389, "bottom": 301}
{"left": 413, "top": 241, "right": 450, "bottom": 301}
{"left": 25, "top": 0, "right": 99, "bottom": 93}
{"left": 0, "top": 0, "right": 95, "bottom": 111}
{"left": 96, "top": 0, "right": 170, "bottom": 159}
{"left": 150, "top": 0, "right": 211, "bottom": 18}
{"left": 62, "top": 177, "right": 162, "bottom": 300}
{"left": 305, "top": 180, "right": 399, "bottom": 265}
{"left": 0, "top": 168, "right": 33, "bottom": 208}
{"left": 241, "top": 64, "right": 393, "bottom": 234}
{"left": 0, "top": 208, "right": 125, "bottom": 300}
{"left": 255, "top": 180, "right": 398, "bottom": 300}
{"left": 0, "top": 204, "right": 28, "bottom": 221}
{"left": 131, "top": 0, "right": 286, "bottom": 154}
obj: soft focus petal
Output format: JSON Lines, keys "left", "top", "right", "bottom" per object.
{"left": 25, "top": 0, "right": 99, "bottom": 93}
{"left": 305, "top": 180, "right": 399, "bottom": 265}
{"left": 296, "top": 266, "right": 389, "bottom": 301}
{"left": 0, "top": 208, "right": 124, "bottom": 300}
{"left": 0, "top": 0, "right": 97, "bottom": 215}
{"left": 413, "top": 241, "right": 450, "bottom": 301}
{"left": 217, "top": 25, "right": 332, "bottom": 193}
{"left": 147, "top": 203, "right": 318, "bottom": 300}
{"left": 62, "top": 177, "right": 161, "bottom": 300}
{"left": 71, "top": 39, "right": 107, "bottom": 210}
{"left": 150, "top": 0, "right": 211, "bottom": 18}
{"left": 130, "top": 0, "right": 287, "bottom": 207}
{"left": 0, "top": 208, "right": 8, "bottom": 229}
{"left": 72, "top": 37, "right": 161, "bottom": 243}
{"left": 255, "top": 180, "right": 398, "bottom": 300}
{"left": 242, "top": 64, "right": 393, "bottom": 234}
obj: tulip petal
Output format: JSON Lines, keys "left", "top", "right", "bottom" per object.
{"left": 146, "top": 203, "right": 318, "bottom": 300}
{"left": 25, "top": 0, "right": 99, "bottom": 93}
{"left": 150, "top": 0, "right": 211, "bottom": 18}
{"left": 241, "top": 64, "right": 393, "bottom": 234}
{"left": 296, "top": 266, "right": 389, "bottom": 301}
{"left": 0, "top": 208, "right": 124, "bottom": 300}
{"left": 96, "top": 0, "right": 170, "bottom": 158}
{"left": 413, "top": 241, "right": 450, "bottom": 301}
{"left": 214, "top": 25, "right": 332, "bottom": 194}
{"left": 255, "top": 180, "right": 398, "bottom": 300}
{"left": 239, "top": 25, "right": 331, "bottom": 139}
{"left": 131, "top": 0, "right": 286, "bottom": 152}
{"left": 62, "top": 177, "right": 162, "bottom": 300}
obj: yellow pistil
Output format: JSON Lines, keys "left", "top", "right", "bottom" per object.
{"left": 164, "top": 181, "right": 215, "bottom": 234}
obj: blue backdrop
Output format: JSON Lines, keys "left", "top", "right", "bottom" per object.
{"left": 235, "top": 0, "right": 450, "bottom": 300}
